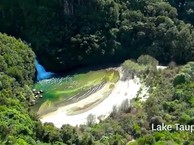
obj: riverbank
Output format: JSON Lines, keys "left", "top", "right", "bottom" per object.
{"left": 40, "top": 68, "right": 148, "bottom": 128}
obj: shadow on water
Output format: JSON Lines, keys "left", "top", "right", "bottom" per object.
{"left": 53, "top": 62, "right": 121, "bottom": 79}
{"left": 35, "top": 57, "right": 122, "bottom": 82}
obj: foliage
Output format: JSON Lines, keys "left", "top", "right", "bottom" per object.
{"left": 173, "top": 73, "right": 190, "bottom": 86}
{"left": 0, "top": 33, "right": 36, "bottom": 144}
{"left": 1, "top": 0, "right": 194, "bottom": 72}
{"left": 137, "top": 55, "right": 158, "bottom": 67}
{"left": 121, "top": 59, "right": 146, "bottom": 80}
{"left": 180, "top": 61, "right": 194, "bottom": 81}
{"left": 2, "top": 0, "right": 194, "bottom": 144}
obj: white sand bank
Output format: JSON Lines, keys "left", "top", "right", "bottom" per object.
{"left": 40, "top": 69, "right": 148, "bottom": 128}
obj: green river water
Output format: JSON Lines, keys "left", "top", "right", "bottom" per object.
{"left": 33, "top": 69, "right": 120, "bottom": 116}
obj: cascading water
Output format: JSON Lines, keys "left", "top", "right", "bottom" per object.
{"left": 35, "top": 59, "right": 54, "bottom": 81}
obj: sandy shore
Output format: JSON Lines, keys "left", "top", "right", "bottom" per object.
{"left": 40, "top": 68, "right": 147, "bottom": 128}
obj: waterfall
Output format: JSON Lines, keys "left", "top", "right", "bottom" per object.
{"left": 35, "top": 59, "right": 54, "bottom": 81}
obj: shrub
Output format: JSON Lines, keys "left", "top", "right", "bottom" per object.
{"left": 173, "top": 73, "right": 190, "bottom": 86}
{"left": 137, "top": 55, "right": 158, "bottom": 67}
{"left": 87, "top": 114, "right": 96, "bottom": 126}
{"left": 168, "top": 61, "right": 176, "bottom": 69}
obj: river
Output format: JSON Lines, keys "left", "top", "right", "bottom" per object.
{"left": 34, "top": 61, "right": 149, "bottom": 127}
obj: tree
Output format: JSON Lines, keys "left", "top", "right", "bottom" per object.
{"left": 41, "top": 123, "right": 62, "bottom": 143}
{"left": 1, "top": 0, "right": 194, "bottom": 72}
{"left": 87, "top": 114, "right": 96, "bottom": 126}
{"left": 137, "top": 55, "right": 158, "bottom": 67}
{"left": 120, "top": 99, "right": 130, "bottom": 113}
{"left": 60, "top": 124, "right": 80, "bottom": 145}
{"left": 173, "top": 73, "right": 190, "bottom": 86}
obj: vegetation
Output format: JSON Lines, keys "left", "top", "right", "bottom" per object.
{"left": 1, "top": 0, "right": 194, "bottom": 72}
{"left": 168, "top": 0, "right": 194, "bottom": 23}
{"left": 2, "top": 0, "right": 194, "bottom": 144}
{"left": 0, "top": 33, "right": 37, "bottom": 144}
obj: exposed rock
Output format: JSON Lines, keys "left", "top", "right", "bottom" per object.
{"left": 30, "top": 98, "right": 35, "bottom": 102}
{"left": 40, "top": 90, "right": 44, "bottom": 93}
{"left": 30, "top": 89, "right": 45, "bottom": 105}
{"left": 30, "top": 99, "right": 36, "bottom": 106}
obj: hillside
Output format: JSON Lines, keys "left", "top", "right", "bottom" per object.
{"left": 1, "top": 0, "right": 194, "bottom": 145}
{"left": 1, "top": 0, "right": 194, "bottom": 72}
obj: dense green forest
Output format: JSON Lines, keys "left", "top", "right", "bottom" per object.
{"left": 1, "top": 0, "right": 194, "bottom": 145}
{"left": 1, "top": 0, "right": 194, "bottom": 72}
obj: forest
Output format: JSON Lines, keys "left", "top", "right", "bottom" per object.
{"left": 1, "top": 0, "right": 194, "bottom": 72}
{"left": 1, "top": 0, "right": 194, "bottom": 144}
